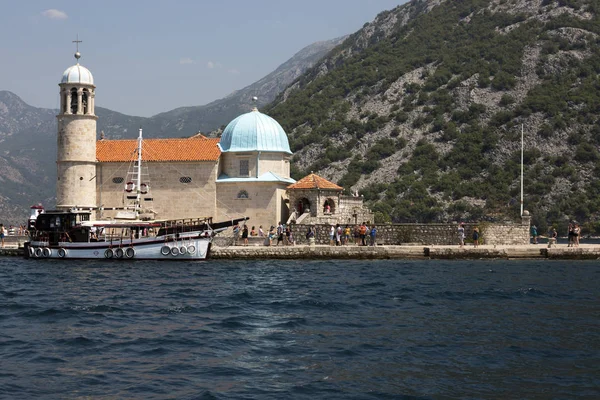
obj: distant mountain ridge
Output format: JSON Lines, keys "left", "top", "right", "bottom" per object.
{"left": 0, "top": 36, "right": 347, "bottom": 225}
{"left": 148, "top": 36, "right": 347, "bottom": 137}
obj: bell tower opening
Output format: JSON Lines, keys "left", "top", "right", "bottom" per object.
{"left": 82, "top": 89, "right": 89, "bottom": 114}
{"left": 70, "top": 88, "right": 78, "bottom": 114}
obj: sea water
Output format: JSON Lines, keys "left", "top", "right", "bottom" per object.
{"left": 0, "top": 258, "right": 598, "bottom": 399}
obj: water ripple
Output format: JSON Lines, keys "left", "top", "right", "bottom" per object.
{"left": 0, "top": 257, "right": 597, "bottom": 399}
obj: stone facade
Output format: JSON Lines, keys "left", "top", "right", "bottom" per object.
{"left": 216, "top": 184, "right": 289, "bottom": 230}
{"left": 56, "top": 84, "right": 97, "bottom": 210}
{"left": 287, "top": 179, "right": 374, "bottom": 226}
{"left": 97, "top": 161, "right": 218, "bottom": 220}
{"left": 220, "top": 151, "right": 291, "bottom": 178}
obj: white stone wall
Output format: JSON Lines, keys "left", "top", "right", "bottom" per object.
{"left": 216, "top": 183, "right": 288, "bottom": 231}
{"left": 97, "top": 161, "right": 218, "bottom": 220}
{"left": 56, "top": 114, "right": 97, "bottom": 209}
{"left": 56, "top": 162, "right": 97, "bottom": 209}
{"left": 220, "top": 152, "right": 290, "bottom": 178}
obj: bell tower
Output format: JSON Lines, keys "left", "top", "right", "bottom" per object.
{"left": 56, "top": 39, "right": 98, "bottom": 211}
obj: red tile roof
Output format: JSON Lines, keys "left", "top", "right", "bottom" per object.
{"left": 287, "top": 173, "right": 343, "bottom": 190}
{"left": 97, "top": 137, "right": 221, "bottom": 162}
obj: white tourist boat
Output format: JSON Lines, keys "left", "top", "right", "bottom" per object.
{"left": 25, "top": 129, "right": 246, "bottom": 260}
{"left": 24, "top": 213, "right": 245, "bottom": 260}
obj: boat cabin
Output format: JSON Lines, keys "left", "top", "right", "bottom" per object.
{"left": 31, "top": 210, "right": 93, "bottom": 244}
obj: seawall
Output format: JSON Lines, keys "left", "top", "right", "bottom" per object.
{"left": 209, "top": 244, "right": 600, "bottom": 260}
{"left": 3, "top": 243, "right": 600, "bottom": 260}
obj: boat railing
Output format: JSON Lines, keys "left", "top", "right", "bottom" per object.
{"left": 157, "top": 217, "right": 213, "bottom": 237}
{"left": 164, "top": 217, "right": 213, "bottom": 228}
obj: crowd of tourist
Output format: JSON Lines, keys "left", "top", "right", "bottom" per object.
{"left": 0, "top": 224, "right": 27, "bottom": 248}
{"left": 231, "top": 220, "right": 590, "bottom": 248}
{"left": 327, "top": 222, "right": 376, "bottom": 246}
{"left": 230, "top": 221, "right": 377, "bottom": 247}
{"left": 232, "top": 222, "right": 296, "bottom": 247}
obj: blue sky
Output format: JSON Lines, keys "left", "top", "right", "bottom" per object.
{"left": 0, "top": 1, "right": 407, "bottom": 117}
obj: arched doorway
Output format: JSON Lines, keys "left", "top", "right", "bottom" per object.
{"left": 297, "top": 198, "right": 310, "bottom": 215}
{"left": 323, "top": 198, "right": 335, "bottom": 214}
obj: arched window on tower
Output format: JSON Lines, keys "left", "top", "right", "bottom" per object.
{"left": 62, "top": 90, "right": 67, "bottom": 113}
{"left": 82, "top": 89, "right": 89, "bottom": 114}
{"left": 70, "top": 88, "right": 78, "bottom": 114}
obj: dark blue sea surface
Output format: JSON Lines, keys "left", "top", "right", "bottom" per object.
{"left": 0, "top": 258, "right": 598, "bottom": 399}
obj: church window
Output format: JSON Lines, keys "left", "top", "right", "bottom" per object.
{"left": 239, "top": 159, "right": 249, "bottom": 177}
{"left": 112, "top": 177, "right": 124, "bottom": 184}
{"left": 237, "top": 190, "right": 249, "bottom": 199}
{"left": 180, "top": 176, "right": 192, "bottom": 184}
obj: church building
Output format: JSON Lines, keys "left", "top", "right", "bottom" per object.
{"left": 55, "top": 49, "right": 372, "bottom": 231}
{"left": 56, "top": 51, "right": 295, "bottom": 230}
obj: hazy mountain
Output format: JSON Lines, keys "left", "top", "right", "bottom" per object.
{"left": 148, "top": 36, "right": 347, "bottom": 137}
{"left": 264, "top": 0, "right": 600, "bottom": 231}
{"left": 0, "top": 37, "right": 347, "bottom": 225}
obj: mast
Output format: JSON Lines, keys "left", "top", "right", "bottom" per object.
{"left": 136, "top": 127, "right": 143, "bottom": 219}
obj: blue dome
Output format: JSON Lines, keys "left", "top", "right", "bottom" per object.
{"left": 219, "top": 109, "right": 291, "bottom": 154}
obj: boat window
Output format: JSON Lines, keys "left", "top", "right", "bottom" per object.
{"left": 180, "top": 177, "right": 192, "bottom": 184}
{"left": 112, "top": 177, "right": 124, "bottom": 184}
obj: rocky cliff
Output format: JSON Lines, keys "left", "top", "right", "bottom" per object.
{"left": 265, "top": 0, "right": 600, "bottom": 232}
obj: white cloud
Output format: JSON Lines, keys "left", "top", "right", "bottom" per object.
{"left": 179, "top": 57, "right": 194, "bottom": 65}
{"left": 206, "top": 61, "right": 223, "bottom": 69}
{"left": 42, "top": 9, "right": 68, "bottom": 20}
{"left": 228, "top": 68, "right": 240, "bottom": 75}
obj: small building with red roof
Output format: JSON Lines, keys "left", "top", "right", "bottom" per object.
{"left": 286, "top": 173, "right": 373, "bottom": 226}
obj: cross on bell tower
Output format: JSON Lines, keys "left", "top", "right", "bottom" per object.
{"left": 73, "top": 35, "right": 82, "bottom": 62}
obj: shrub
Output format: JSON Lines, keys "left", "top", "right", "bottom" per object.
{"left": 499, "top": 94, "right": 515, "bottom": 106}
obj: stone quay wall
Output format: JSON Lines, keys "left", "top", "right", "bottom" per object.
{"left": 290, "top": 220, "right": 530, "bottom": 246}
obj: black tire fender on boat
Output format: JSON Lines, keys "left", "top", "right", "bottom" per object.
{"left": 34, "top": 248, "right": 43, "bottom": 258}
{"left": 179, "top": 246, "right": 187, "bottom": 255}
{"left": 105, "top": 248, "right": 114, "bottom": 259}
{"left": 125, "top": 247, "right": 135, "bottom": 259}
{"left": 42, "top": 248, "right": 52, "bottom": 257}
{"left": 58, "top": 248, "right": 67, "bottom": 258}
{"left": 161, "top": 245, "right": 171, "bottom": 256}
{"left": 187, "top": 244, "right": 196, "bottom": 254}
{"left": 115, "top": 248, "right": 124, "bottom": 259}
{"left": 28, "top": 246, "right": 35, "bottom": 258}
{"left": 170, "top": 247, "right": 180, "bottom": 256}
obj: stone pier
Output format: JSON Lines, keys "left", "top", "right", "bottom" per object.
{"left": 4, "top": 242, "right": 600, "bottom": 260}
{"left": 209, "top": 243, "right": 600, "bottom": 260}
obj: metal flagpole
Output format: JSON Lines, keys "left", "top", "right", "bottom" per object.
{"left": 520, "top": 124, "right": 524, "bottom": 216}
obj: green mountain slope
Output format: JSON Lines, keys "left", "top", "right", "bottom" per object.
{"left": 265, "top": 0, "right": 600, "bottom": 232}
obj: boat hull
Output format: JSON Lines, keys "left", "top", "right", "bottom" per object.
{"left": 25, "top": 236, "right": 212, "bottom": 260}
